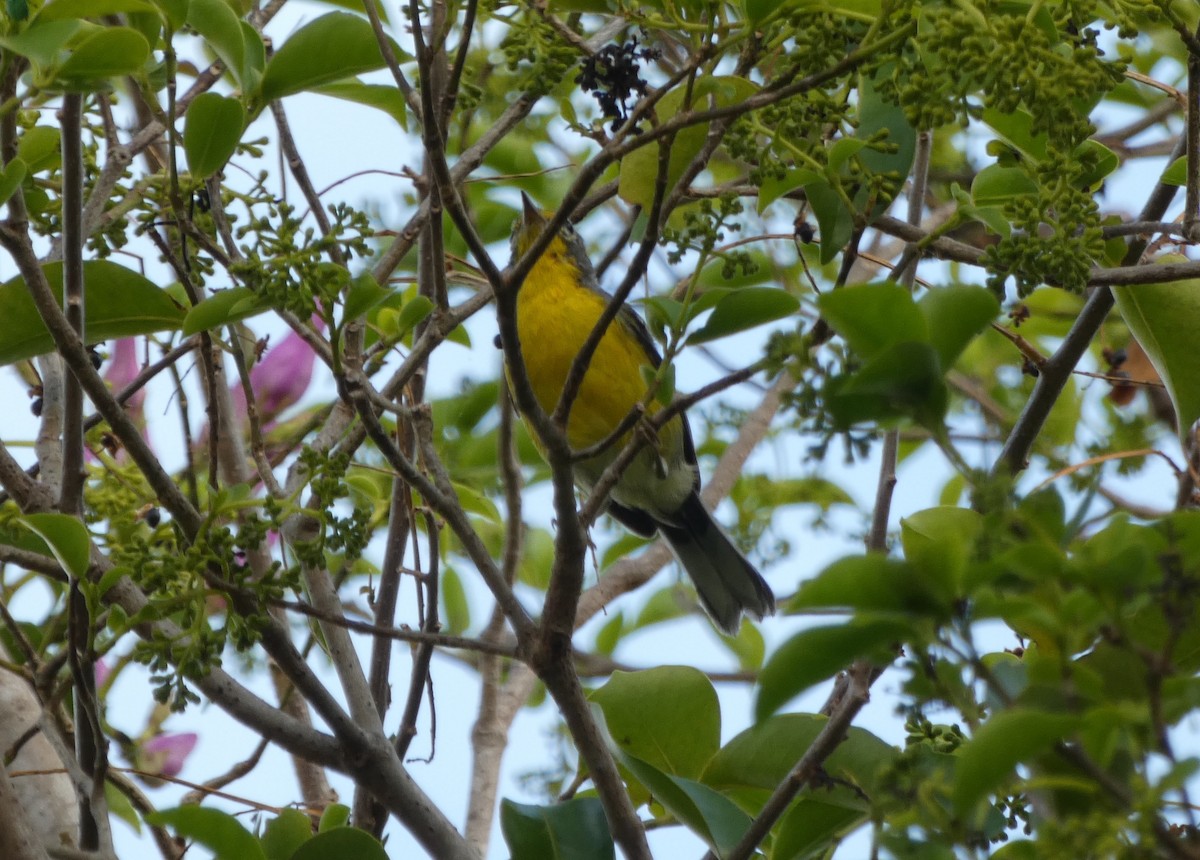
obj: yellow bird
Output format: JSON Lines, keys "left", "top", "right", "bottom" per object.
{"left": 505, "top": 192, "right": 774, "bottom": 634}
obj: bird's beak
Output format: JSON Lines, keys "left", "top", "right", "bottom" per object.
{"left": 520, "top": 191, "right": 543, "bottom": 227}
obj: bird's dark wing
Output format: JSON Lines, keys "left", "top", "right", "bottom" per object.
{"left": 606, "top": 500, "right": 658, "bottom": 537}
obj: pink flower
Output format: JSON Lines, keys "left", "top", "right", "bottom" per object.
{"left": 140, "top": 732, "right": 198, "bottom": 778}
{"left": 105, "top": 338, "right": 146, "bottom": 422}
{"left": 231, "top": 319, "right": 324, "bottom": 428}
{"left": 94, "top": 658, "right": 110, "bottom": 689}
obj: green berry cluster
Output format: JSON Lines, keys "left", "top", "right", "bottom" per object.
{"left": 230, "top": 202, "right": 374, "bottom": 321}
{"left": 889, "top": 3, "right": 1123, "bottom": 141}
{"left": 293, "top": 447, "right": 372, "bottom": 568}
{"left": 499, "top": 3, "right": 579, "bottom": 98}
{"left": 659, "top": 195, "right": 748, "bottom": 273}
{"left": 983, "top": 144, "right": 1105, "bottom": 296}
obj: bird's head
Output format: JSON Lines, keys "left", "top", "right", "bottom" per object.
{"left": 510, "top": 192, "right": 592, "bottom": 279}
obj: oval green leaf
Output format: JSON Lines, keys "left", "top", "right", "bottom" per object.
{"left": 183, "top": 92, "right": 245, "bottom": 178}
{"left": 917, "top": 284, "right": 1000, "bottom": 370}
{"left": 500, "top": 797, "right": 614, "bottom": 860}
{"left": 971, "top": 164, "right": 1038, "bottom": 208}
{"left": 313, "top": 79, "right": 408, "bottom": 129}
{"left": 289, "top": 827, "right": 386, "bottom": 860}
{"left": 589, "top": 666, "right": 720, "bottom": 778}
{"left": 0, "top": 261, "right": 186, "bottom": 365}
{"left": 618, "top": 76, "right": 757, "bottom": 209}
{"left": 261, "top": 12, "right": 407, "bottom": 102}
{"left": 688, "top": 287, "right": 799, "bottom": 345}
{"left": 1111, "top": 257, "right": 1200, "bottom": 443}
{"left": 55, "top": 26, "right": 150, "bottom": 87}
{"left": 818, "top": 281, "right": 927, "bottom": 361}
{"left": 147, "top": 807, "right": 265, "bottom": 860}
{"left": 952, "top": 709, "right": 1080, "bottom": 814}
{"left": 614, "top": 754, "right": 751, "bottom": 856}
{"left": 37, "top": 0, "right": 156, "bottom": 20}
{"left": 187, "top": 0, "right": 244, "bottom": 84}
{"left": 0, "top": 158, "right": 27, "bottom": 205}
{"left": 182, "top": 287, "right": 271, "bottom": 335}
{"left": 17, "top": 126, "right": 61, "bottom": 174}
{"left": 259, "top": 809, "right": 311, "bottom": 860}
{"left": 20, "top": 513, "right": 90, "bottom": 578}
{"left": 756, "top": 618, "right": 912, "bottom": 721}
{"left": 0, "top": 19, "right": 82, "bottom": 67}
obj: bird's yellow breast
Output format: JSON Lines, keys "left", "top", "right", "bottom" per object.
{"left": 516, "top": 253, "right": 655, "bottom": 452}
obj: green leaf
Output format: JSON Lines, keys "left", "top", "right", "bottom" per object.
{"left": 757, "top": 166, "right": 820, "bottom": 213}
{"left": 516, "top": 527, "right": 554, "bottom": 590}
{"left": 153, "top": 0, "right": 189, "bottom": 30}
{"left": 55, "top": 26, "right": 150, "bottom": 88}
{"left": 594, "top": 611, "right": 625, "bottom": 655}
{"left": 856, "top": 66, "right": 916, "bottom": 213}
{"left": 0, "top": 158, "right": 27, "bottom": 205}
{"left": 723, "top": 618, "right": 765, "bottom": 670}
{"left": 788, "top": 554, "right": 948, "bottom": 616}
{"left": 1111, "top": 256, "right": 1200, "bottom": 442}
{"left": 805, "top": 178, "right": 854, "bottom": 264}
{"left": 756, "top": 618, "right": 911, "bottom": 720}
{"left": 971, "top": 165, "right": 1038, "bottom": 207}
{"left": 0, "top": 261, "right": 185, "bottom": 365}
{"left": 900, "top": 506, "right": 982, "bottom": 599}
{"left": 95, "top": 564, "right": 131, "bottom": 599}
{"left": 342, "top": 272, "right": 389, "bottom": 322}
{"left": 313, "top": 79, "right": 408, "bottom": 128}
{"left": 1163, "top": 156, "right": 1186, "bottom": 187}
{"left": 618, "top": 76, "right": 757, "bottom": 209}
{"left": 818, "top": 281, "right": 926, "bottom": 361}
{"left": 616, "top": 754, "right": 752, "bottom": 856}
{"left": 37, "top": 0, "right": 155, "bottom": 20}
{"left": 317, "top": 803, "right": 349, "bottom": 832}
{"left": 742, "top": 0, "right": 775, "bottom": 24}
{"left": 982, "top": 108, "right": 1048, "bottom": 162}
{"left": 104, "top": 780, "right": 142, "bottom": 833}
{"left": 441, "top": 566, "right": 470, "bottom": 635}
{"left": 500, "top": 798, "right": 614, "bottom": 860}
{"left": 238, "top": 20, "right": 265, "bottom": 92}
{"left": 952, "top": 709, "right": 1080, "bottom": 813}
{"left": 827, "top": 341, "right": 947, "bottom": 429}
{"left": 16, "top": 126, "right": 62, "bottom": 173}
{"left": 20, "top": 514, "right": 90, "bottom": 579}
{"left": 0, "top": 19, "right": 82, "bottom": 67}
{"left": 589, "top": 666, "right": 720, "bottom": 779}
{"left": 917, "top": 284, "right": 999, "bottom": 370}
{"left": 454, "top": 481, "right": 502, "bottom": 523}
{"left": 182, "top": 287, "right": 271, "bottom": 335}
{"left": 183, "top": 92, "right": 245, "bottom": 178}
{"left": 687, "top": 287, "right": 799, "bottom": 344}
{"left": 146, "top": 807, "right": 266, "bottom": 860}
{"left": 1074, "top": 139, "right": 1119, "bottom": 189}
{"left": 289, "top": 827, "right": 386, "bottom": 860}
{"left": 187, "top": 0, "right": 244, "bottom": 83}
{"left": 395, "top": 295, "right": 434, "bottom": 337}
{"left": 773, "top": 798, "right": 869, "bottom": 859}
{"left": 261, "top": 12, "right": 406, "bottom": 101}
{"left": 703, "top": 713, "right": 894, "bottom": 854}
{"left": 827, "top": 136, "right": 867, "bottom": 173}
{"left": 705, "top": 712, "right": 896, "bottom": 797}
{"left": 260, "top": 809, "right": 311, "bottom": 860}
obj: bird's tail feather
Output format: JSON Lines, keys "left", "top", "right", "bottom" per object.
{"left": 659, "top": 494, "right": 775, "bottom": 635}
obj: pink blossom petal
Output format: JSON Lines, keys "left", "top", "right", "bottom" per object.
{"left": 231, "top": 317, "right": 325, "bottom": 427}
{"left": 105, "top": 338, "right": 146, "bottom": 416}
{"left": 93, "top": 658, "right": 110, "bottom": 688}
{"left": 141, "top": 732, "right": 198, "bottom": 778}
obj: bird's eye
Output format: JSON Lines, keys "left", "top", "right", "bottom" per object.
{"left": 562, "top": 222, "right": 576, "bottom": 239}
